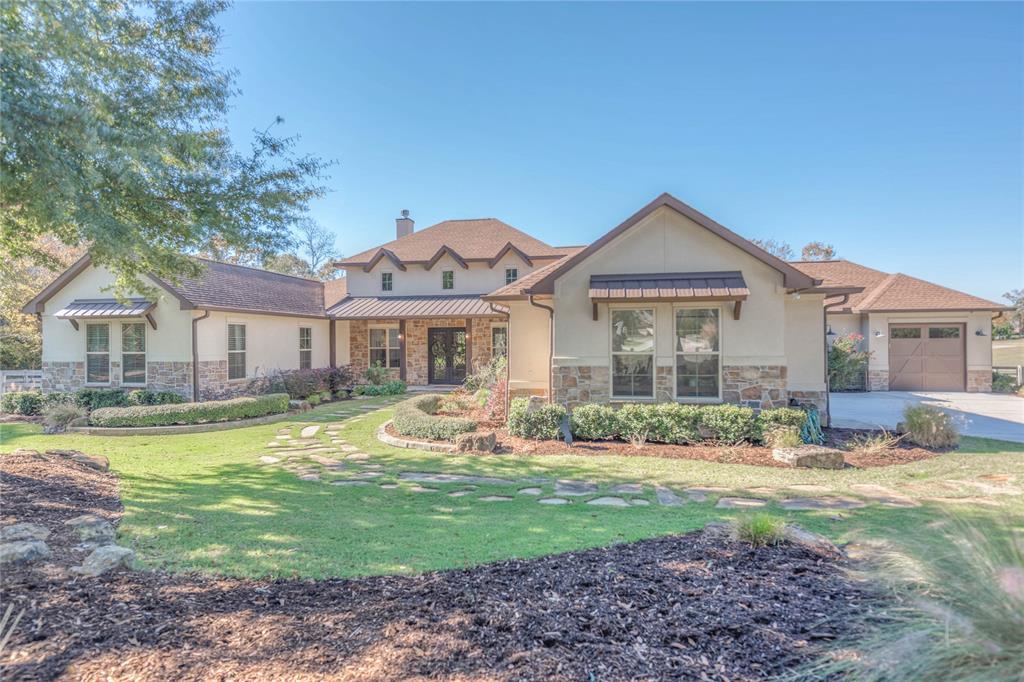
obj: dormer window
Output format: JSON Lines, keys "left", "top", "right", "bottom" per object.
{"left": 442, "top": 270, "right": 454, "bottom": 290}
{"left": 505, "top": 267, "right": 518, "bottom": 285}
{"left": 381, "top": 272, "right": 393, "bottom": 291}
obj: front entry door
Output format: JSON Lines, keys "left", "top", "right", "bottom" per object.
{"left": 428, "top": 328, "right": 467, "bottom": 384}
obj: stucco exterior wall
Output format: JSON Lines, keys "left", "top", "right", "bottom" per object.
{"left": 505, "top": 300, "right": 552, "bottom": 396}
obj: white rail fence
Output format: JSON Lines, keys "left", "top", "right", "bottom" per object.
{"left": 993, "top": 365, "right": 1023, "bottom": 386}
{"left": 0, "top": 370, "right": 43, "bottom": 397}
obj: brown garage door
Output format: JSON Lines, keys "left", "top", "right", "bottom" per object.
{"left": 888, "top": 324, "right": 965, "bottom": 391}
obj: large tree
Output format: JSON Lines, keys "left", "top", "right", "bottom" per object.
{"left": 1, "top": 0, "right": 331, "bottom": 294}
{"left": 295, "top": 219, "right": 340, "bottom": 279}
{"left": 801, "top": 241, "right": 837, "bottom": 261}
{"left": 751, "top": 238, "right": 795, "bottom": 261}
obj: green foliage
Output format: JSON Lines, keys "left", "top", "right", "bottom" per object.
{"left": 1, "top": 0, "right": 331, "bottom": 295}
{"left": 306, "top": 392, "right": 321, "bottom": 406}
{"left": 992, "top": 321, "right": 1015, "bottom": 340}
{"left": 828, "top": 333, "right": 871, "bottom": 391}
{"left": 463, "top": 355, "right": 507, "bottom": 392}
{"left": 75, "top": 388, "right": 129, "bottom": 411}
{"left": 733, "top": 514, "right": 785, "bottom": 548}
{"left": 363, "top": 363, "right": 391, "bottom": 386}
{"left": 391, "top": 394, "right": 477, "bottom": 442}
{"left": 762, "top": 426, "right": 803, "bottom": 449}
{"left": 89, "top": 393, "right": 289, "bottom": 427}
{"left": 699, "top": 404, "right": 756, "bottom": 444}
{"left": 1, "top": 390, "right": 42, "bottom": 415}
{"left": 41, "top": 392, "right": 77, "bottom": 408}
{"left": 507, "top": 398, "right": 566, "bottom": 440}
{"left": 616, "top": 403, "right": 654, "bottom": 447}
{"left": 902, "top": 405, "right": 959, "bottom": 448}
{"left": 649, "top": 403, "right": 702, "bottom": 444}
{"left": 473, "top": 388, "right": 491, "bottom": 407}
{"left": 41, "top": 402, "right": 87, "bottom": 432}
{"left": 992, "top": 372, "right": 1019, "bottom": 394}
{"left": 353, "top": 380, "right": 406, "bottom": 396}
{"left": 570, "top": 404, "right": 619, "bottom": 440}
{"left": 251, "top": 367, "right": 350, "bottom": 400}
{"left": 126, "top": 390, "right": 185, "bottom": 406}
{"left": 754, "top": 407, "right": 808, "bottom": 442}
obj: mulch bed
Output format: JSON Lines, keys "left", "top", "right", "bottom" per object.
{"left": 0, "top": 451, "right": 881, "bottom": 680}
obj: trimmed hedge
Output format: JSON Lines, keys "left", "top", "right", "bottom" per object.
{"left": 354, "top": 380, "right": 407, "bottom": 397}
{"left": 508, "top": 398, "right": 567, "bottom": 440}
{"left": 569, "top": 404, "right": 618, "bottom": 440}
{"left": 392, "top": 394, "right": 477, "bottom": 442}
{"left": 126, "top": 389, "right": 185, "bottom": 406}
{"left": 76, "top": 388, "right": 130, "bottom": 410}
{"left": 1, "top": 391, "right": 42, "bottom": 416}
{"left": 697, "top": 404, "right": 756, "bottom": 444}
{"left": 89, "top": 393, "right": 290, "bottom": 427}
{"left": 754, "top": 407, "right": 808, "bottom": 442}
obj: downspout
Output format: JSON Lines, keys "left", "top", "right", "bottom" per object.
{"left": 488, "top": 302, "right": 511, "bottom": 416}
{"left": 821, "top": 294, "right": 850, "bottom": 427}
{"left": 191, "top": 310, "right": 210, "bottom": 402}
{"left": 528, "top": 295, "right": 555, "bottom": 403}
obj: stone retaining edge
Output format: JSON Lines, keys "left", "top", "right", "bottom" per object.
{"left": 376, "top": 420, "right": 455, "bottom": 453}
{"left": 67, "top": 410, "right": 301, "bottom": 436}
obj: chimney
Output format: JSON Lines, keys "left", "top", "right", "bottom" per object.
{"left": 396, "top": 209, "right": 414, "bottom": 239}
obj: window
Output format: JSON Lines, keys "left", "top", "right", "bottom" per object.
{"left": 86, "top": 323, "right": 110, "bottom": 384}
{"left": 299, "top": 327, "right": 312, "bottom": 369}
{"left": 381, "top": 272, "right": 393, "bottom": 291}
{"left": 121, "top": 323, "right": 146, "bottom": 385}
{"left": 891, "top": 328, "right": 921, "bottom": 339}
{"left": 929, "top": 326, "right": 961, "bottom": 339}
{"left": 369, "top": 327, "right": 401, "bottom": 368}
{"left": 505, "top": 268, "right": 518, "bottom": 285}
{"left": 675, "top": 309, "right": 720, "bottom": 400}
{"left": 611, "top": 309, "right": 655, "bottom": 398}
{"left": 492, "top": 325, "right": 508, "bottom": 358}
{"left": 227, "top": 324, "right": 246, "bottom": 380}
{"left": 442, "top": 270, "right": 454, "bottom": 289}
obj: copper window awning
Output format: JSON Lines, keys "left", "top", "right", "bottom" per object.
{"left": 589, "top": 272, "right": 749, "bottom": 302}
{"left": 54, "top": 299, "right": 157, "bottom": 329}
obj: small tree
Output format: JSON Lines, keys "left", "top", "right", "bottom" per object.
{"left": 751, "top": 238, "right": 795, "bottom": 261}
{"left": 828, "top": 333, "right": 871, "bottom": 391}
{"left": 1004, "top": 289, "right": 1023, "bottom": 335}
{"left": 801, "top": 242, "right": 836, "bottom": 261}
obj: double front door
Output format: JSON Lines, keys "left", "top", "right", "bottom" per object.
{"left": 428, "top": 328, "right": 467, "bottom": 384}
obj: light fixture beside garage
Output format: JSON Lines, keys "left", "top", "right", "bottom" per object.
{"left": 975, "top": 328, "right": 986, "bottom": 336}
{"left": 873, "top": 330, "right": 885, "bottom": 338}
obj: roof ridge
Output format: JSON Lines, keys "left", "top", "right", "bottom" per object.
{"left": 854, "top": 272, "right": 900, "bottom": 310}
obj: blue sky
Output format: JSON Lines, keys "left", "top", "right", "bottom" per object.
{"left": 217, "top": 2, "right": 1021, "bottom": 301}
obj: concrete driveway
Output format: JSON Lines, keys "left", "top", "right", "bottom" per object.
{"left": 830, "top": 391, "right": 1024, "bottom": 443}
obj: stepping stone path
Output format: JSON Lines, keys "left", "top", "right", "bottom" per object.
{"left": 518, "top": 487, "right": 543, "bottom": 496}
{"left": 555, "top": 480, "right": 598, "bottom": 496}
{"left": 345, "top": 453, "right": 370, "bottom": 461}
{"left": 631, "top": 499, "right": 650, "bottom": 506}
{"left": 380, "top": 483, "right": 399, "bottom": 489}
{"left": 780, "top": 497, "right": 866, "bottom": 511}
{"left": 398, "top": 472, "right": 514, "bottom": 486}
{"left": 715, "top": 497, "right": 767, "bottom": 509}
{"left": 331, "top": 480, "right": 369, "bottom": 487}
{"left": 339, "top": 445, "right": 360, "bottom": 452}
{"left": 479, "top": 496, "right": 513, "bottom": 502}
{"left": 538, "top": 498, "right": 569, "bottom": 505}
{"left": 448, "top": 489, "right": 474, "bottom": 497}
{"left": 409, "top": 485, "right": 438, "bottom": 493}
{"left": 259, "top": 456, "right": 281, "bottom": 465}
{"left": 655, "top": 487, "right": 684, "bottom": 506}
{"left": 587, "top": 496, "right": 631, "bottom": 507}
{"left": 300, "top": 425, "right": 321, "bottom": 438}
{"left": 298, "top": 473, "right": 321, "bottom": 482}
{"left": 786, "top": 484, "right": 833, "bottom": 493}
{"left": 849, "top": 484, "right": 920, "bottom": 508}
{"left": 610, "top": 483, "right": 643, "bottom": 494}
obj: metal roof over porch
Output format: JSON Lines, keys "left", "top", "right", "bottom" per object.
{"left": 327, "top": 295, "right": 496, "bottom": 319}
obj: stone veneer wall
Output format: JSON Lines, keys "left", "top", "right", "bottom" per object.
{"left": 721, "top": 365, "right": 788, "bottom": 409}
{"left": 868, "top": 369, "right": 889, "bottom": 391}
{"left": 198, "top": 360, "right": 247, "bottom": 400}
{"left": 41, "top": 360, "right": 194, "bottom": 400}
{"left": 967, "top": 369, "right": 991, "bottom": 393}
{"left": 147, "top": 362, "right": 193, "bottom": 399}
{"left": 41, "top": 361, "right": 85, "bottom": 393}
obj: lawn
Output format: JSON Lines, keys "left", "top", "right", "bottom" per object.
{"left": 993, "top": 337, "right": 1024, "bottom": 366}
{"left": 2, "top": 395, "right": 1022, "bottom": 579}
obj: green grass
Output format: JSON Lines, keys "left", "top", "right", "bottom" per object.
{"left": 2, "top": 395, "right": 1022, "bottom": 579}
{"left": 992, "top": 337, "right": 1024, "bottom": 366}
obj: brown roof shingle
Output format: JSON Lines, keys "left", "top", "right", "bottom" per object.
{"left": 338, "top": 219, "right": 567, "bottom": 266}
{"left": 483, "top": 252, "right": 582, "bottom": 300}
{"left": 323, "top": 277, "right": 348, "bottom": 309}
{"left": 791, "top": 260, "right": 1004, "bottom": 313}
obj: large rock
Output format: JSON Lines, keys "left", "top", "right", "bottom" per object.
{"left": 454, "top": 431, "right": 497, "bottom": 454}
{"left": 47, "top": 449, "right": 109, "bottom": 472}
{"left": 72, "top": 545, "right": 135, "bottom": 577}
{"left": 64, "top": 514, "right": 115, "bottom": 544}
{"left": 0, "top": 540, "right": 51, "bottom": 565}
{"left": 1, "top": 522, "right": 51, "bottom": 542}
{"left": 783, "top": 524, "right": 841, "bottom": 555}
{"left": 772, "top": 445, "right": 845, "bottom": 469}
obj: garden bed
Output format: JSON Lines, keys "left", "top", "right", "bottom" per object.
{"left": 1, "top": 452, "right": 879, "bottom": 680}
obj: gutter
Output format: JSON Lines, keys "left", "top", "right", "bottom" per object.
{"left": 191, "top": 310, "right": 210, "bottom": 402}
{"left": 821, "top": 294, "right": 851, "bottom": 427}
{"left": 527, "top": 295, "right": 555, "bottom": 403}
{"left": 488, "top": 302, "right": 511, "bottom": 416}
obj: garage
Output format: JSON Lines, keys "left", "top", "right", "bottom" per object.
{"left": 888, "top": 323, "right": 965, "bottom": 391}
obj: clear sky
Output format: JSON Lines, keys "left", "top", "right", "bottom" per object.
{"left": 216, "top": 1, "right": 1022, "bottom": 301}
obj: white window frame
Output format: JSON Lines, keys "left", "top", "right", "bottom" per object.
{"left": 298, "top": 326, "right": 312, "bottom": 370}
{"left": 381, "top": 271, "right": 393, "bottom": 292}
{"left": 368, "top": 325, "right": 401, "bottom": 369}
{"left": 227, "top": 323, "right": 247, "bottom": 381}
{"left": 120, "top": 322, "right": 147, "bottom": 386}
{"left": 609, "top": 307, "right": 656, "bottom": 400}
{"left": 441, "top": 270, "right": 454, "bottom": 290}
{"left": 505, "top": 267, "right": 518, "bottom": 285}
{"left": 85, "top": 322, "right": 111, "bottom": 386}
{"left": 672, "top": 304, "right": 723, "bottom": 403}
{"left": 491, "top": 323, "right": 508, "bottom": 358}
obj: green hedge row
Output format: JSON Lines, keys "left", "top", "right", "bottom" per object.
{"left": 1, "top": 388, "right": 186, "bottom": 416}
{"left": 89, "top": 393, "right": 290, "bottom": 427}
{"left": 391, "top": 394, "right": 477, "bottom": 442}
{"left": 354, "top": 380, "right": 407, "bottom": 397}
{"left": 507, "top": 398, "right": 808, "bottom": 444}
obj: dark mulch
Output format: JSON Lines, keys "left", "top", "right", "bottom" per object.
{"left": 1, "top": 453, "right": 880, "bottom": 681}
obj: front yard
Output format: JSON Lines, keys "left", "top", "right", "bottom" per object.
{"left": 2, "top": 395, "right": 1022, "bottom": 579}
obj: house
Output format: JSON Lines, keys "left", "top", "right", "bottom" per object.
{"left": 24, "top": 193, "right": 1003, "bottom": 417}
{"left": 792, "top": 260, "right": 1005, "bottom": 392}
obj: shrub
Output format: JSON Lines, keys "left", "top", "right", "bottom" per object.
{"left": 844, "top": 429, "right": 904, "bottom": 456}
{"left": 306, "top": 392, "right": 321, "bottom": 406}
{"left": 89, "top": 393, "right": 290, "bottom": 427}
{"left": 828, "top": 333, "right": 871, "bottom": 391}
{"left": 992, "top": 372, "right": 1018, "bottom": 394}
{"left": 570, "top": 404, "right": 619, "bottom": 440}
{"left": 763, "top": 426, "right": 803, "bottom": 449}
{"left": 354, "top": 379, "right": 407, "bottom": 396}
{"left": 364, "top": 362, "right": 390, "bottom": 386}
{"left": 464, "top": 355, "right": 507, "bottom": 392}
{"left": 75, "top": 388, "right": 129, "bottom": 410}
{"left": 507, "top": 397, "right": 566, "bottom": 440}
{"left": 616, "top": 403, "right": 655, "bottom": 448}
{"left": 699, "top": 404, "right": 755, "bottom": 444}
{"left": 733, "top": 514, "right": 785, "bottom": 548}
{"left": 484, "top": 378, "right": 507, "bottom": 420}
{"left": 755, "top": 407, "right": 808, "bottom": 443}
{"left": 42, "top": 392, "right": 77, "bottom": 408}
{"left": 392, "top": 394, "right": 477, "bottom": 441}
{"left": 319, "top": 390, "right": 332, "bottom": 403}
{"left": 902, "top": 404, "right": 959, "bottom": 448}
{"left": 1, "top": 391, "right": 42, "bottom": 416}
{"left": 473, "top": 387, "right": 490, "bottom": 407}
{"left": 249, "top": 367, "right": 352, "bottom": 400}
{"left": 42, "top": 402, "right": 88, "bottom": 432}
{"left": 650, "top": 403, "right": 702, "bottom": 444}
{"left": 126, "top": 389, "right": 185, "bottom": 406}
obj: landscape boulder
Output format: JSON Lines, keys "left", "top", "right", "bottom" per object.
{"left": 47, "top": 449, "right": 109, "bottom": 472}
{"left": 772, "top": 445, "right": 845, "bottom": 469}
{"left": 289, "top": 399, "right": 312, "bottom": 412}
{"left": 783, "top": 524, "right": 842, "bottom": 555}
{"left": 1, "top": 522, "right": 51, "bottom": 542}
{"left": 454, "top": 431, "right": 497, "bottom": 454}
{"left": 72, "top": 545, "right": 135, "bottom": 577}
{"left": 0, "top": 540, "right": 51, "bottom": 566}
{"left": 64, "top": 514, "right": 116, "bottom": 544}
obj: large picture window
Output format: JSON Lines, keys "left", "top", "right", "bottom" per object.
{"left": 299, "top": 327, "right": 312, "bottom": 369}
{"left": 86, "top": 323, "right": 110, "bottom": 384}
{"left": 492, "top": 325, "right": 508, "bottom": 358}
{"left": 611, "top": 309, "right": 655, "bottom": 398}
{"left": 227, "top": 324, "right": 246, "bottom": 380}
{"left": 675, "top": 308, "right": 720, "bottom": 400}
{"left": 369, "top": 327, "right": 401, "bottom": 368}
{"left": 121, "top": 323, "right": 146, "bottom": 385}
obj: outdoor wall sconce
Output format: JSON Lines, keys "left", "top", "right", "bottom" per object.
{"left": 873, "top": 330, "right": 885, "bottom": 338}
{"left": 826, "top": 326, "right": 836, "bottom": 338}
{"left": 975, "top": 329, "right": 987, "bottom": 336}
